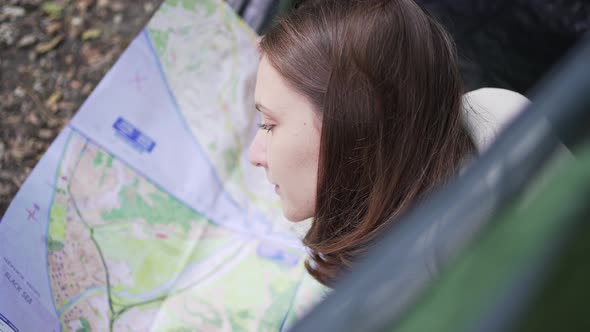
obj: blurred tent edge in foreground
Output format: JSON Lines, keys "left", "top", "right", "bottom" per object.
{"left": 289, "top": 33, "right": 590, "bottom": 332}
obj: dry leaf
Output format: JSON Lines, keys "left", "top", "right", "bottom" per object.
{"left": 45, "top": 90, "right": 62, "bottom": 110}
{"left": 57, "top": 101, "right": 77, "bottom": 112}
{"left": 2, "top": 6, "right": 26, "bottom": 19}
{"left": 41, "top": 2, "right": 64, "bottom": 19}
{"left": 35, "top": 34, "right": 63, "bottom": 54}
{"left": 70, "top": 80, "right": 81, "bottom": 90}
{"left": 76, "top": 0, "right": 95, "bottom": 12}
{"left": 47, "top": 117, "right": 63, "bottom": 128}
{"left": 82, "top": 83, "right": 93, "bottom": 95}
{"left": 82, "top": 28, "right": 102, "bottom": 41}
{"left": 45, "top": 21, "right": 63, "bottom": 35}
{"left": 17, "top": 34, "right": 36, "bottom": 48}
{"left": 39, "top": 129, "right": 54, "bottom": 140}
{"left": 4, "top": 115, "right": 22, "bottom": 126}
{"left": 97, "top": 0, "right": 110, "bottom": 8}
{"left": 81, "top": 44, "right": 102, "bottom": 65}
{"left": 25, "top": 113, "right": 41, "bottom": 126}
{"left": 9, "top": 145, "right": 26, "bottom": 162}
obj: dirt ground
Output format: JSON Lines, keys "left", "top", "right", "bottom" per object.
{"left": 1, "top": 0, "right": 163, "bottom": 215}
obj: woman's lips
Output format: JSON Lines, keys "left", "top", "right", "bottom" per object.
{"left": 274, "top": 184, "right": 280, "bottom": 194}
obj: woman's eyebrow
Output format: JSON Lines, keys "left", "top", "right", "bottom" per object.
{"left": 255, "top": 103, "right": 275, "bottom": 114}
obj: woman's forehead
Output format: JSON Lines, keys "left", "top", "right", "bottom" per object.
{"left": 255, "top": 58, "right": 289, "bottom": 102}
{"left": 255, "top": 58, "right": 299, "bottom": 113}
{"left": 254, "top": 57, "right": 322, "bottom": 129}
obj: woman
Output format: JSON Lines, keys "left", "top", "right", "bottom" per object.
{"left": 248, "top": 0, "right": 475, "bottom": 287}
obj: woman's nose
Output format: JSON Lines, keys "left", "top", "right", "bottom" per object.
{"left": 248, "top": 131, "right": 267, "bottom": 168}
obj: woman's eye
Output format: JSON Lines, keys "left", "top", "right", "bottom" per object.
{"left": 257, "top": 123, "right": 275, "bottom": 133}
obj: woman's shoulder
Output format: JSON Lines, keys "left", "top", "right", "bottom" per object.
{"left": 462, "top": 88, "right": 531, "bottom": 152}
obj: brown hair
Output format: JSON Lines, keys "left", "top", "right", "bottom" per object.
{"left": 259, "top": 0, "right": 474, "bottom": 286}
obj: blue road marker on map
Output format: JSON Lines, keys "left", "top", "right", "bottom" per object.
{"left": 257, "top": 242, "right": 300, "bottom": 267}
{"left": 0, "top": 312, "right": 18, "bottom": 332}
{"left": 113, "top": 117, "right": 156, "bottom": 153}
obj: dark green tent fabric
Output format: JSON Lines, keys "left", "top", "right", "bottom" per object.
{"left": 392, "top": 143, "right": 590, "bottom": 332}
{"left": 512, "top": 197, "right": 590, "bottom": 332}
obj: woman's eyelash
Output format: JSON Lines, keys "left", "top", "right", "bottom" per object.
{"left": 257, "top": 123, "right": 275, "bottom": 133}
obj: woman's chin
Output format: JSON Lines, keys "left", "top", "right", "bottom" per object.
{"left": 282, "top": 206, "right": 313, "bottom": 222}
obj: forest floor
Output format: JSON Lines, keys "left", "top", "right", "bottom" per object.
{"left": 1, "top": 0, "right": 162, "bottom": 214}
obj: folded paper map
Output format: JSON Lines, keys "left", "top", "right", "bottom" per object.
{"left": 0, "top": 1, "right": 325, "bottom": 331}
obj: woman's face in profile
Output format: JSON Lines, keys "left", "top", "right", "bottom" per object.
{"left": 248, "top": 56, "right": 322, "bottom": 222}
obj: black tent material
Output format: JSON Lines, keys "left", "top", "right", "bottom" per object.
{"left": 419, "top": 0, "right": 590, "bottom": 94}
{"left": 227, "top": 0, "right": 289, "bottom": 33}
{"left": 245, "top": 0, "right": 590, "bottom": 94}
{"left": 289, "top": 35, "right": 590, "bottom": 332}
